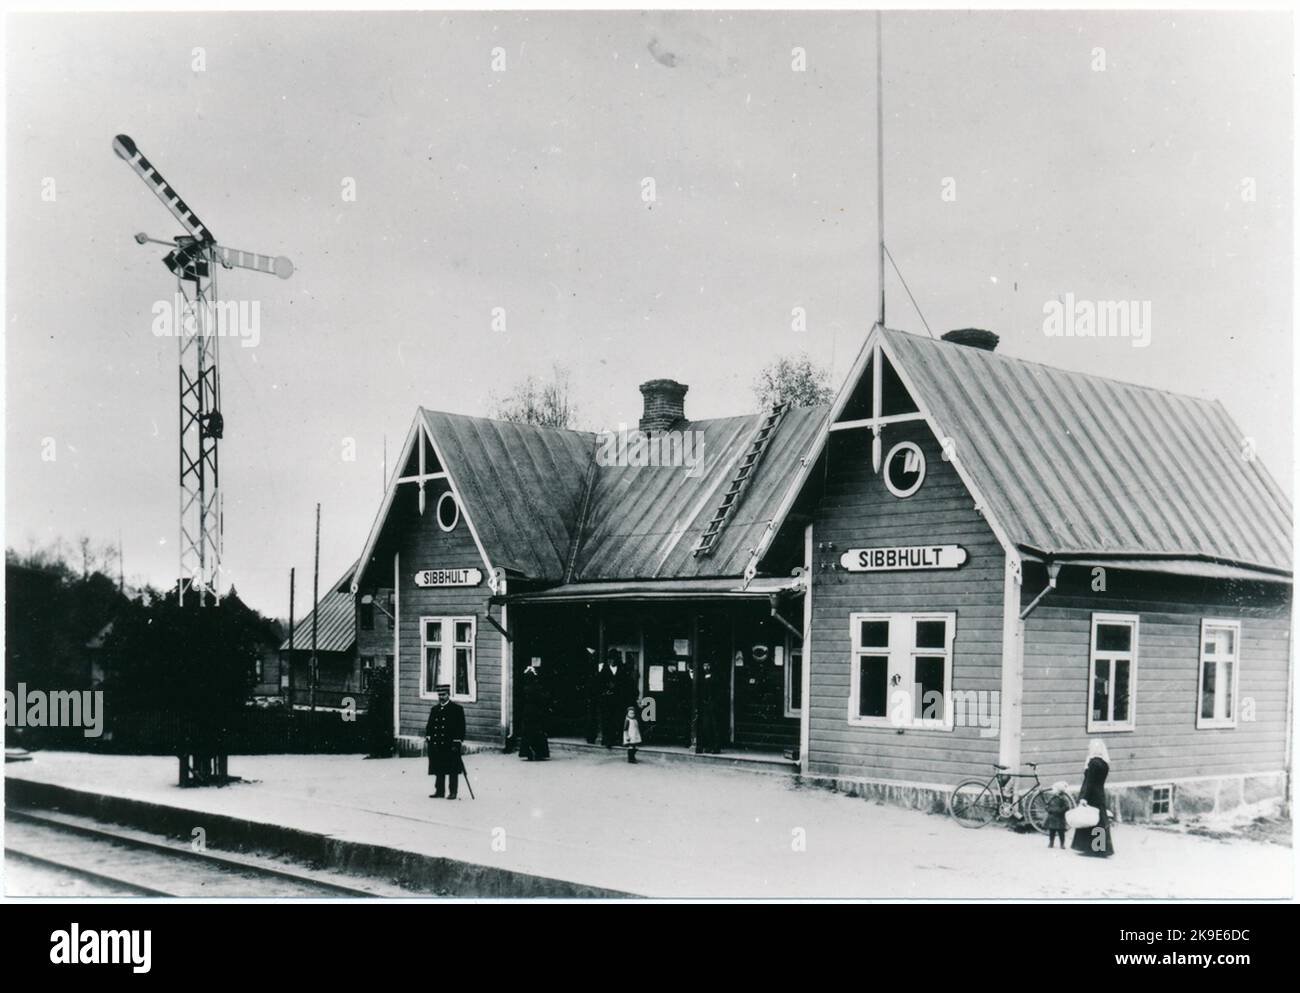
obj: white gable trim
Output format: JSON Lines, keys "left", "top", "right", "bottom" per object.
{"left": 417, "top": 409, "right": 500, "bottom": 589}
{"left": 742, "top": 325, "right": 1020, "bottom": 584}
{"left": 350, "top": 409, "right": 497, "bottom": 593}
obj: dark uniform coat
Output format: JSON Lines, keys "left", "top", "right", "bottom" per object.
{"left": 1070, "top": 757, "right": 1115, "bottom": 856}
{"left": 601, "top": 664, "right": 638, "bottom": 746}
{"left": 696, "top": 670, "right": 722, "bottom": 753}
{"left": 425, "top": 700, "right": 466, "bottom": 775}
{"left": 518, "top": 667, "right": 551, "bottom": 760}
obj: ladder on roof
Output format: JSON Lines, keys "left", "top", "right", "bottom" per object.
{"left": 694, "top": 400, "right": 789, "bottom": 557}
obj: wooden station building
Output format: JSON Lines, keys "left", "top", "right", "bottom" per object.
{"left": 350, "top": 326, "right": 1292, "bottom": 820}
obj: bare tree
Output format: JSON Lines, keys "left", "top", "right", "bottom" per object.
{"left": 489, "top": 363, "right": 579, "bottom": 429}
{"left": 753, "top": 353, "right": 836, "bottom": 409}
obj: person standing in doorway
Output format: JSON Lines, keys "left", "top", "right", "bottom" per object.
{"left": 695, "top": 660, "right": 722, "bottom": 754}
{"left": 1070, "top": 739, "right": 1115, "bottom": 857}
{"left": 601, "top": 649, "right": 636, "bottom": 748}
{"left": 583, "top": 647, "right": 601, "bottom": 744}
{"left": 425, "top": 684, "right": 466, "bottom": 799}
{"left": 518, "top": 658, "right": 551, "bottom": 761}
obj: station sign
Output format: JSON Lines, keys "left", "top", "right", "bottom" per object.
{"left": 414, "top": 567, "right": 483, "bottom": 588}
{"left": 839, "top": 545, "right": 967, "bottom": 572}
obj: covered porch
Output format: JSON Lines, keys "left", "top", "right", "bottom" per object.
{"left": 502, "top": 576, "right": 806, "bottom": 757}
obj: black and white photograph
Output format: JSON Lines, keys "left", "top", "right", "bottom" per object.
{"left": 1, "top": 0, "right": 1296, "bottom": 941}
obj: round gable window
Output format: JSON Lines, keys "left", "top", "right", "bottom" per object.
{"left": 883, "top": 441, "right": 926, "bottom": 499}
{"left": 436, "top": 491, "right": 460, "bottom": 532}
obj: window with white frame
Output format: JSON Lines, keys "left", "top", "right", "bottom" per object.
{"left": 1151, "top": 784, "right": 1173, "bottom": 818}
{"left": 420, "top": 616, "right": 476, "bottom": 702}
{"left": 783, "top": 635, "right": 803, "bottom": 718}
{"left": 848, "top": 612, "right": 956, "bottom": 729}
{"left": 1198, "top": 619, "right": 1240, "bottom": 729}
{"left": 1089, "top": 614, "right": 1137, "bottom": 731}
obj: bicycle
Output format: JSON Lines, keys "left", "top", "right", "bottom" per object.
{"left": 948, "top": 762, "right": 1073, "bottom": 832}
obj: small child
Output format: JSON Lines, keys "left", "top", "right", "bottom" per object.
{"left": 622, "top": 706, "right": 642, "bottom": 763}
{"left": 1045, "top": 781, "right": 1071, "bottom": 849}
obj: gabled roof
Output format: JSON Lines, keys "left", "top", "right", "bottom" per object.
{"left": 420, "top": 410, "right": 595, "bottom": 581}
{"left": 281, "top": 591, "right": 355, "bottom": 654}
{"left": 353, "top": 402, "right": 825, "bottom": 588}
{"left": 355, "top": 327, "right": 1290, "bottom": 590}
{"left": 571, "top": 406, "right": 825, "bottom": 580}
{"left": 751, "top": 326, "right": 1291, "bottom": 579}
{"left": 882, "top": 328, "right": 1290, "bottom": 573}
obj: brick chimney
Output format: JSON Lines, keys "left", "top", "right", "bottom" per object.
{"left": 638, "top": 379, "right": 689, "bottom": 433}
{"left": 941, "top": 328, "right": 1000, "bottom": 351}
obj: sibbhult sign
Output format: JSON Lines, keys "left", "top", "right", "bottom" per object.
{"left": 839, "top": 545, "right": 967, "bottom": 572}
{"left": 414, "top": 567, "right": 483, "bottom": 588}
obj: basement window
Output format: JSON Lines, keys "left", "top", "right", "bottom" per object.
{"left": 1198, "top": 619, "right": 1240, "bottom": 729}
{"left": 1151, "top": 784, "right": 1173, "bottom": 818}
{"left": 1088, "top": 614, "right": 1138, "bottom": 732}
{"left": 849, "top": 612, "right": 955, "bottom": 730}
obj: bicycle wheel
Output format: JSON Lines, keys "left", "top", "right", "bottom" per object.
{"left": 1022, "top": 787, "right": 1073, "bottom": 834}
{"left": 949, "top": 780, "right": 997, "bottom": 828}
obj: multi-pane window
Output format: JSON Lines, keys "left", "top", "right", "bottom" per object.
{"left": 1151, "top": 784, "right": 1173, "bottom": 818}
{"left": 849, "top": 612, "right": 955, "bottom": 729}
{"left": 1198, "top": 619, "right": 1240, "bottom": 729}
{"left": 420, "top": 616, "right": 476, "bottom": 701}
{"left": 1088, "top": 614, "right": 1138, "bottom": 731}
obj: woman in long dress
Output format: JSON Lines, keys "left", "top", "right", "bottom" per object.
{"left": 1070, "top": 739, "right": 1115, "bottom": 857}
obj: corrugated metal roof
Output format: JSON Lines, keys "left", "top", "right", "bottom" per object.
{"left": 1039, "top": 557, "right": 1290, "bottom": 584}
{"left": 881, "top": 328, "right": 1292, "bottom": 573}
{"left": 422, "top": 410, "right": 595, "bottom": 581}
{"left": 280, "top": 591, "right": 355, "bottom": 653}
{"left": 409, "top": 405, "right": 825, "bottom": 584}
{"left": 571, "top": 406, "right": 825, "bottom": 580}
{"left": 507, "top": 575, "right": 803, "bottom": 602}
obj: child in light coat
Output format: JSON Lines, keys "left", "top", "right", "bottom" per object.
{"left": 622, "top": 706, "right": 642, "bottom": 763}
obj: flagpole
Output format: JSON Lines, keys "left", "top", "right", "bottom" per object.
{"left": 876, "top": 9, "right": 885, "bottom": 330}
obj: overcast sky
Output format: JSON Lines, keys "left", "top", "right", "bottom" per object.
{"left": 5, "top": 10, "right": 1292, "bottom": 617}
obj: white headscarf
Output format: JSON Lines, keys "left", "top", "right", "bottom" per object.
{"left": 1086, "top": 739, "right": 1110, "bottom": 768}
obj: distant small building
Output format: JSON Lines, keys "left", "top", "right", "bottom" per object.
{"left": 278, "top": 570, "right": 366, "bottom": 712}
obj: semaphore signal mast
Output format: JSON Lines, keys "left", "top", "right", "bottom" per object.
{"left": 112, "top": 134, "right": 293, "bottom": 604}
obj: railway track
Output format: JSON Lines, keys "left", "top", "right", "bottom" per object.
{"left": 4, "top": 807, "right": 396, "bottom": 898}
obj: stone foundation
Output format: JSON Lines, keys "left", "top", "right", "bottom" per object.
{"left": 798, "top": 769, "right": 1289, "bottom": 823}
{"left": 395, "top": 734, "right": 499, "bottom": 758}
{"left": 796, "top": 772, "right": 951, "bottom": 815}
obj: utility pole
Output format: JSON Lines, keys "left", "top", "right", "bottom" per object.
{"left": 310, "top": 503, "right": 320, "bottom": 715}
{"left": 287, "top": 567, "right": 296, "bottom": 709}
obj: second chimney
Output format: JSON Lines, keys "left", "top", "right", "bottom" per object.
{"left": 639, "top": 379, "right": 689, "bottom": 433}
{"left": 941, "top": 328, "right": 1000, "bottom": 352}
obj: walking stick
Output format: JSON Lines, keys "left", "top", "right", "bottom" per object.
{"left": 458, "top": 752, "right": 475, "bottom": 799}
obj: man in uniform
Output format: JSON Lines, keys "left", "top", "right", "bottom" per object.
{"left": 425, "top": 684, "right": 466, "bottom": 799}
